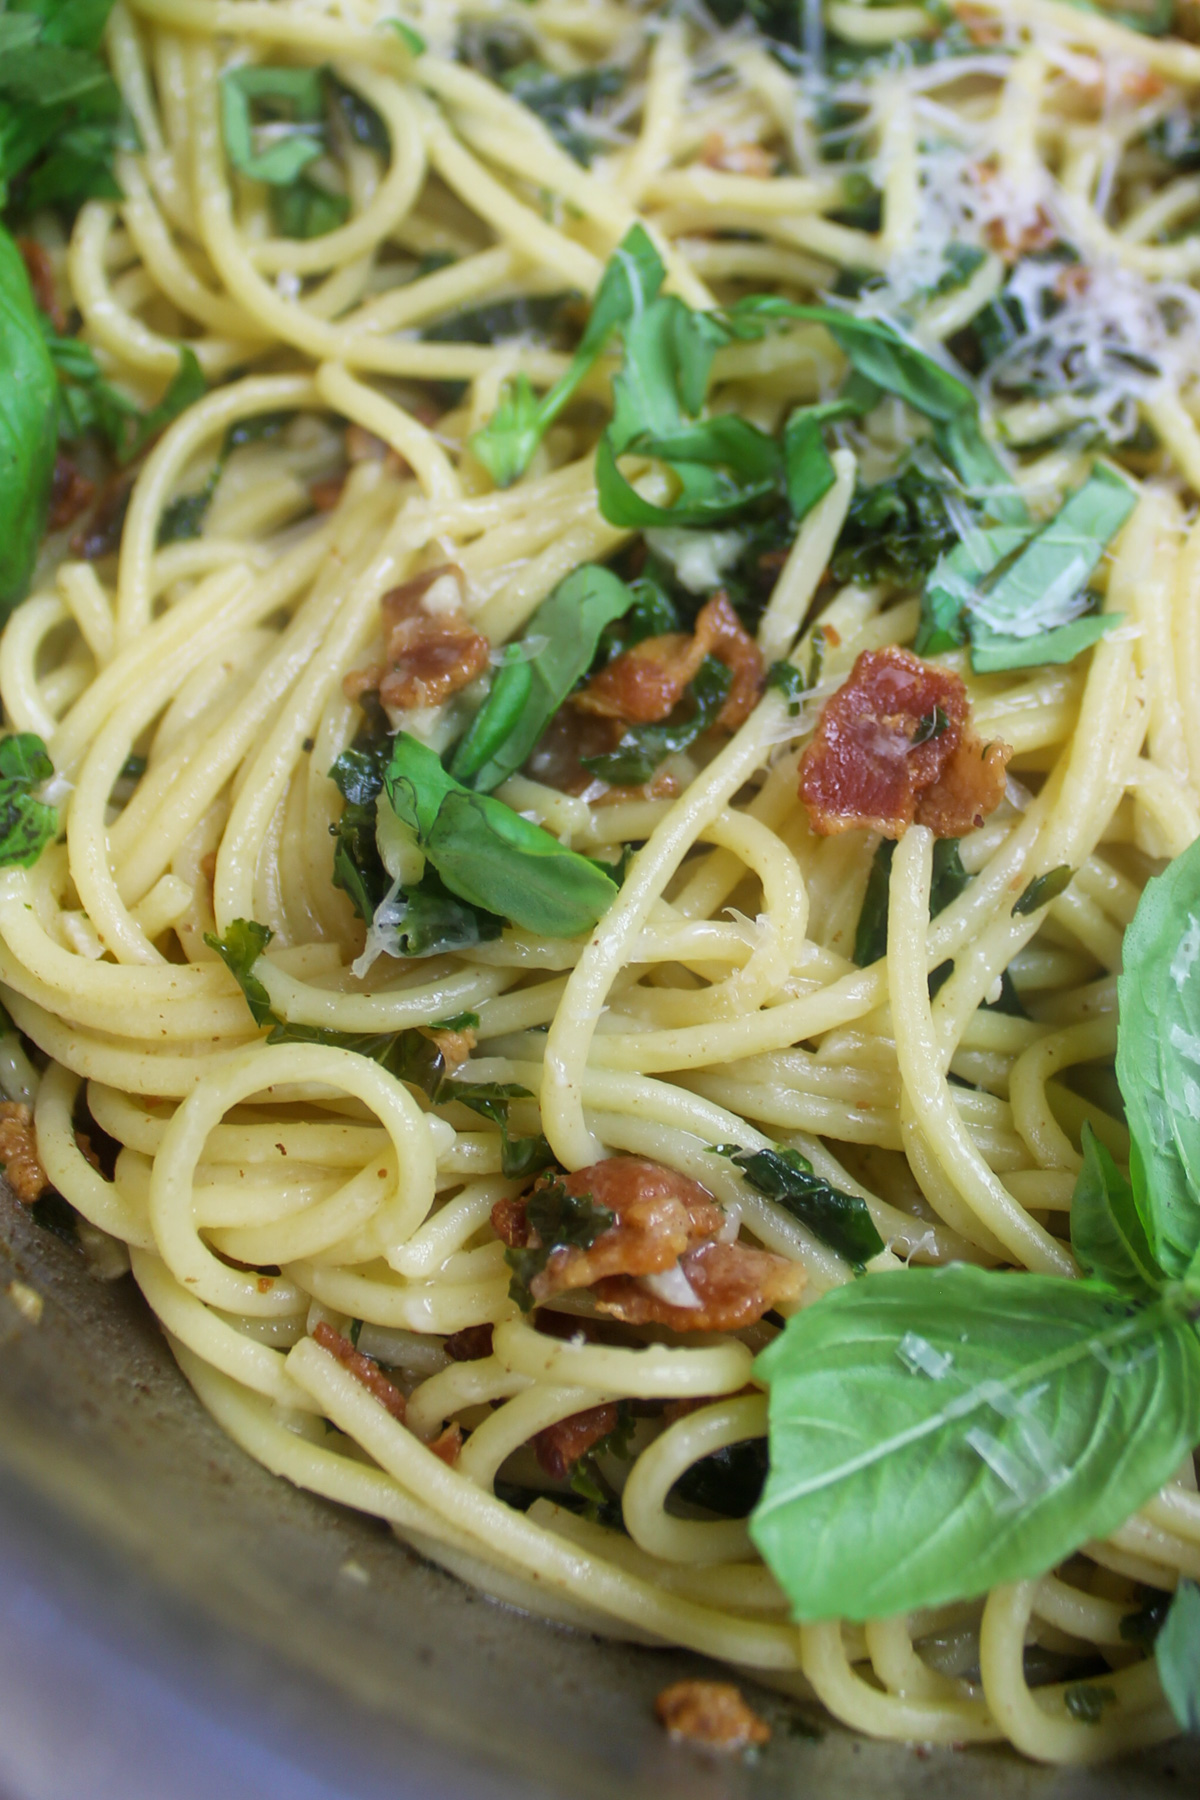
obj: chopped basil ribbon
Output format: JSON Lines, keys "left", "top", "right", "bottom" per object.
{"left": 450, "top": 565, "right": 635, "bottom": 792}
{"left": 919, "top": 464, "right": 1137, "bottom": 671}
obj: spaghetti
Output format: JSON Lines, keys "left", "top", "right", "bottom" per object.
{"left": 2, "top": 0, "right": 1200, "bottom": 1765}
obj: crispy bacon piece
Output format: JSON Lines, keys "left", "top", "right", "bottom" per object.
{"left": 493, "top": 1158, "right": 803, "bottom": 1333}
{"left": 799, "top": 646, "right": 1011, "bottom": 839}
{"left": 49, "top": 454, "right": 95, "bottom": 533}
{"left": 310, "top": 476, "right": 345, "bottom": 512}
{"left": 429, "top": 1422, "right": 463, "bottom": 1465}
{"left": 534, "top": 1400, "right": 619, "bottom": 1479}
{"left": 701, "top": 133, "right": 775, "bottom": 178}
{"left": 312, "top": 1320, "right": 407, "bottom": 1421}
{"left": 0, "top": 1103, "right": 49, "bottom": 1203}
{"left": 527, "top": 1159, "right": 725, "bottom": 1305}
{"left": 70, "top": 472, "right": 133, "bottom": 561}
{"left": 344, "top": 564, "right": 490, "bottom": 717}
{"left": 575, "top": 593, "right": 764, "bottom": 734}
{"left": 444, "top": 1322, "right": 494, "bottom": 1361}
{"left": 17, "top": 238, "right": 65, "bottom": 332}
{"left": 655, "top": 1681, "right": 770, "bottom": 1751}
{"left": 596, "top": 1241, "right": 803, "bottom": 1333}
{"left": 427, "top": 1023, "right": 476, "bottom": 1073}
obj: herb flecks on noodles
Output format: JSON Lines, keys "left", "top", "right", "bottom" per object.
{"left": 1, "top": 0, "right": 1200, "bottom": 1764}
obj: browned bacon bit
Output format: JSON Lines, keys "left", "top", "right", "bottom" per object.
{"left": 523, "top": 706, "right": 624, "bottom": 797}
{"left": 0, "top": 1103, "right": 49, "bottom": 1203}
{"left": 17, "top": 238, "right": 65, "bottom": 332}
{"left": 984, "top": 206, "right": 1056, "bottom": 261}
{"left": 74, "top": 1129, "right": 103, "bottom": 1173}
{"left": 71, "top": 472, "right": 133, "bottom": 562}
{"left": 429, "top": 1422, "right": 463, "bottom": 1466}
{"left": 490, "top": 1196, "right": 530, "bottom": 1247}
{"left": 310, "top": 476, "right": 345, "bottom": 512}
{"left": 49, "top": 454, "right": 96, "bottom": 533}
{"left": 655, "top": 1681, "right": 771, "bottom": 1751}
{"left": 595, "top": 1240, "right": 804, "bottom": 1334}
{"left": 427, "top": 1023, "right": 476, "bottom": 1073}
{"left": 799, "top": 646, "right": 1011, "bottom": 840}
{"left": 444, "top": 1322, "right": 494, "bottom": 1361}
{"left": 528, "top": 1159, "right": 726, "bottom": 1304}
{"left": 701, "top": 132, "right": 775, "bottom": 178}
{"left": 534, "top": 1401, "right": 619, "bottom": 1480}
{"left": 953, "top": 5, "right": 1004, "bottom": 46}
{"left": 312, "top": 1320, "right": 408, "bottom": 1422}
{"left": 575, "top": 593, "right": 764, "bottom": 735}
{"left": 591, "top": 767, "right": 682, "bottom": 808}
{"left": 344, "top": 564, "right": 490, "bottom": 717}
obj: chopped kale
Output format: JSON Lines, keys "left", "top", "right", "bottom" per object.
{"left": 831, "top": 464, "right": 963, "bottom": 591}
{"left": 505, "top": 1179, "right": 614, "bottom": 1310}
{"left": 673, "top": 1437, "right": 769, "bottom": 1518}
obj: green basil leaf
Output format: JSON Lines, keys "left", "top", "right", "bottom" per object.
{"left": 751, "top": 1265, "right": 1200, "bottom": 1620}
{"left": 441, "top": 1079, "right": 555, "bottom": 1179}
{"left": 18, "top": 1, "right": 116, "bottom": 52}
{"left": 582, "top": 654, "right": 732, "bottom": 786}
{"left": 963, "top": 465, "right": 1136, "bottom": 672}
{"left": 220, "top": 66, "right": 325, "bottom": 185}
{"left": 1071, "top": 1124, "right": 1162, "bottom": 1298}
{"left": 0, "top": 227, "right": 58, "bottom": 615}
{"left": 1012, "top": 865, "right": 1074, "bottom": 916}
{"left": 450, "top": 564, "right": 636, "bottom": 791}
{"left": 917, "top": 523, "right": 1029, "bottom": 656}
{"left": 0, "top": 17, "right": 42, "bottom": 55}
{"left": 730, "top": 297, "right": 1026, "bottom": 524}
{"left": 383, "top": 19, "right": 426, "bottom": 54}
{"left": 1156, "top": 1580, "right": 1200, "bottom": 1733}
{"left": 783, "top": 397, "right": 863, "bottom": 522}
{"left": 712, "top": 1142, "right": 884, "bottom": 1269}
{"left": 203, "top": 918, "right": 274, "bottom": 1026}
{"left": 471, "top": 223, "right": 664, "bottom": 486}
{"left": 269, "top": 175, "right": 350, "bottom": 240}
{"left": 427, "top": 789, "right": 617, "bottom": 938}
{"left": 1117, "top": 832, "right": 1200, "bottom": 1279}
{"left": 386, "top": 734, "right": 618, "bottom": 937}
{"left": 0, "top": 731, "right": 57, "bottom": 867}
{"left": 124, "top": 346, "right": 205, "bottom": 464}
{"left": 597, "top": 411, "right": 781, "bottom": 530}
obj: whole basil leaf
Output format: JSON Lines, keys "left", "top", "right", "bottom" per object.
{"left": 0, "top": 226, "right": 57, "bottom": 614}
{"left": 440, "top": 1079, "right": 555, "bottom": 1179}
{"left": 1117, "top": 832, "right": 1200, "bottom": 1280}
{"left": 450, "top": 564, "right": 636, "bottom": 791}
{"left": 1071, "top": 1124, "right": 1162, "bottom": 1299}
{"left": 1157, "top": 1580, "right": 1200, "bottom": 1733}
{"left": 751, "top": 1264, "right": 1200, "bottom": 1621}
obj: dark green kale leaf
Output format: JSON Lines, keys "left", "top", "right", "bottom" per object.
{"left": 505, "top": 1178, "right": 615, "bottom": 1310}
{"left": 673, "top": 1436, "right": 769, "bottom": 1518}
{"left": 831, "top": 464, "right": 963, "bottom": 591}
{"left": 0, "top": 2, "right": 132, "bottom": 219}
{"left": 500, "top": 62, "right": 622, "bottom": 165}
{"left": 440, "top": 1079, "right": 555, "bottom": 1179}
{"left": 0, "top": 732, "right": 59, "bottom": 868}
{"left": 710, "top": 1142, "right": 884, "bottom": 1270}
{"left": 582, "top": 655, "right": 733, "bottom": 786}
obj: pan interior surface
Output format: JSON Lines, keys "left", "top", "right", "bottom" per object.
{"left": 0, "top": 1191, "right": 1196, "bottom": 1800}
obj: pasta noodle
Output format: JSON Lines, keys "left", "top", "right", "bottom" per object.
{"left": 5, "top": 0, "right": 1200, "bottom": 1765}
